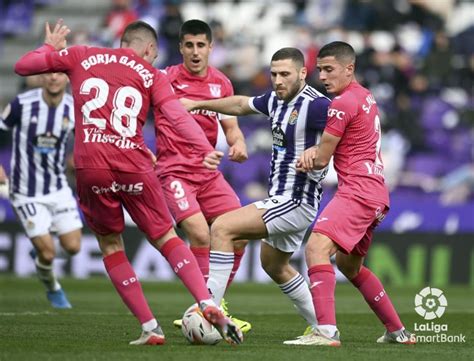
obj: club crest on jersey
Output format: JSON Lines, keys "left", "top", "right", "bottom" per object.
{"left": 288, "top": 109, "right": 298, "bottom": 125}
{"left": 177, "top": 198, "right": 190, "bottom": 211}
{"left": 208, "top": 83, "right": 221, "bottom": 98}
{"left": 62, "top": 116, "right": 70, "bottom": 130}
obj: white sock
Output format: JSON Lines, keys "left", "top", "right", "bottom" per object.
{"left": 35, "top": 258, "right": 60, "bottom": 292}
{"left": 317, "top": 324, "right": 338, "bottom": 338}
{"left": 279, "top": 273, "right": 317, "bottom": 329}
{"left": 207, "top": 251, "right": 234, "bottom": 305}
{"left": 142, "top": 318, "right": 158, "bottom": 332}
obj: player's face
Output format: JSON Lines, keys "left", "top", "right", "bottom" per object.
{"left": 41, "top": 72, "right": 69, "bottom": 96}
{"left": 180, "top": 33, "right": 212, "bottom": 77}
{"left": 317, "top": 56, "right": 354, "bottom": 94}
{"left": 270, "top": 59, "right": 306, "bottom": 102}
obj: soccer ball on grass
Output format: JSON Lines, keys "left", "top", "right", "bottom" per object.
{"left": 181, "top": 303, "right": 222, "bottom": 345}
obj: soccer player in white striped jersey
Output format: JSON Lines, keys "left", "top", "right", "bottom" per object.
{"left": 0, "top": 72, "right": 82, "bottom": 308}
{"left": 181, "top": 47, "right": 331, "bottom": 340}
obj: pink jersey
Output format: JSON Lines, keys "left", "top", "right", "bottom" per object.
{"left": 324, "top": 81, "right": 389, "bottom": 205}
{"left": 155, "top": 64, "right": 233, "bottom": 176}
{"left": 15, "top": 44, "right": 213, "bottom": 173}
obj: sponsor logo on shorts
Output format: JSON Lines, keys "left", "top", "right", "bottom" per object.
{"left": 91, "top": 181, "right": 144, "bottom": 195}
{"left": 177, "top": 198, "right": 189, "bottom": 211}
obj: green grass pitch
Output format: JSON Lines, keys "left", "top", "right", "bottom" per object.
{"left": 0, "top": 276, "right": 472, "bottom": 361}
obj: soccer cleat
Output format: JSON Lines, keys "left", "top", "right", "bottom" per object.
{"left": 377, "top": 329, "right": 416, "bottom": 344}
{"left": 46, "top": 289, "right": 72, "bottom": 309}
{"left": 283, "top": 328, "right": 341, "bottom": 346}
{"left": 129, "top": 325, "right": 166, "bottom": 346}
{"left": 173, "top": 318, "right": 182, "bottom": 328}
{"left": 221, "top": 299, "right": 252, "bottom": 334}
{"left": 202, "top": 305, "right": 243, "bottom": 345}
{"left": 295, "top": 325, "right": 314, "bottom": 339}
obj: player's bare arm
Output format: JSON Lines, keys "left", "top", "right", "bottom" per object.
{"left": 44, "top": 19, "right": 70, "bottom": 51}
{"left": 203, "top": 150, "right": 224, "bottom": 170}
{"left": 180, "top": 96, "right": 255, "bottom": 116}
{"left": 221, "top": 117, "right": 248, "bottom": 163}
{"left": 297, "top": 131, "right": 340, "bottom": 172}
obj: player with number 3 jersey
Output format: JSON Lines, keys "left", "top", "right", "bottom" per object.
{"left": 14, "top": 19, "right": 242, "bottom": 346}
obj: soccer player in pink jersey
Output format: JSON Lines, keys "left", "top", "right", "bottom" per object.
{"left": 14, "top": 19, "right": 242, "bottom": 346}
{"left": 155, "top": 20, "right": 250, "bottom": 332}
{"left": 288, "top": 41, "right": 415, "bottom": 346}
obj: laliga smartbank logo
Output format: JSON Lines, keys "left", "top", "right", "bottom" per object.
{"left": 413, "top": 287, "right": 466, "bottom": 343}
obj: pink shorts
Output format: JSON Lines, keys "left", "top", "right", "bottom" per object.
{"left": 312, "top": 192, "right": 389, "bottom": 256}
{"left": 76, "top": 169, "right": 173, "bottom": 240}
{"left": 161, "top": 171, "right": 241, "bottom": 224}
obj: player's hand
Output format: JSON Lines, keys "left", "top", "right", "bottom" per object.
{"left": 146, "top": 148, "right": 157, "bottom": 168}
{"left": 203, "top": 150, "right": 224, "bottom": 170}
{"left": 297, "top": 146, "right": 319, "bottom": 172}
{"left": 228, "top": 140, "right": 248, "bottom": 163}
{"left": 0, "top": 165, "right": 9, "bottom": 199}
{"left": 45, "top": 19, "right": 70, "bottom": 51}
{"left": 179, "top": 97, "right": 197, "bottom": 111}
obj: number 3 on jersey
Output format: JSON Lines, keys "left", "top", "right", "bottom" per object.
{"left": 80, "top": 77, "right": 142, "bottom": 137}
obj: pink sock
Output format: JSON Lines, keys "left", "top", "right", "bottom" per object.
{"left": 227, "top": 249, "right": 245, "bottom": 288}
{"left": 351, "top": 266, "right": 403, "bottom": 332}
{"left": 308, "top": 264, "right": 336, "bottom": 325}
{"left": 161, "top": 237, "right": 210, "bottom": 302}
{"left": 190, "top": 246, "right": 209, "bottom": 281}
{"left": 103, "top": 251, "right": 154, "bottom": 324}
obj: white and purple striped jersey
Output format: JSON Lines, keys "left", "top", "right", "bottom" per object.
{"left": 248, "top": 85, "right": 330, "bottom": 207}
{"left": 0, "top": 88, "right": 75, "bottom": 197}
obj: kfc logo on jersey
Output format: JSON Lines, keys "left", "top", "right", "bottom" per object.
{"left": 328, "top": 108, "right": 345, "bottom": 120}
{"left": 208, "top": 83, "right": 221, "bottom": 98}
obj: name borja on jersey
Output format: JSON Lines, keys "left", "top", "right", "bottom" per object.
{"left": 63, "top": 50, "right": 154, "bottom": 88}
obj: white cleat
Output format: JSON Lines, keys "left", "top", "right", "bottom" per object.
{"left": 284, "top": 328, "right": 341, "bottom": 347}
{"left": 377, "top": 329, "right": 416, "bottom": 344}
{"left": 129, "top": 326, "right": 166, "bottom": 346}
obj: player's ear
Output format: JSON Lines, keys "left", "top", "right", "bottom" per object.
{"left": 300, "top": 66, "right": 307, "bottom": 81}
{"left": 346, "top": 62, "right": 355, "bottom": 76}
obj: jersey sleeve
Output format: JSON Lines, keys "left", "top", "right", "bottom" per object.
{"left": 0, "top": 97, "right": 21, "bottom": 130}
{"left": 324, "top": 95, "right": 358, "bottom": 137}
{"left": 15, "top": 44, "right": 85, "bottom": 75}
{"left": 248, "top": 91, "right": 272, "bottom": 116}
{"left": 45, "top": 45, "right": 87, "bottom": 73}
{"left": 151, "top": 70, "right": 178, "bottom": 106}
{"left": 307, "top": 97, "right": 330, "bottom": 132}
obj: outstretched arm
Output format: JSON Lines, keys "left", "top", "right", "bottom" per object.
{"left": 220, "top": 117, "right": 248, "bottom": 163}
{"left": 15, "top": 19, "right": 70, "bottom": 76}
{"left": 180, "top": 95, "right": 255, "bottom": 116}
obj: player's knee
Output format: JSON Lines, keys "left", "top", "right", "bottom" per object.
{"left": 210, "top": 218, "right": 232, "bottom": 242}
{"left": 63, "top": 240, "right": 81, "bottom": 256}
{"left": 188, "top": 229, "right": 210, "bottom": 248}
{"left": 233, "top": 239, "right": 248, "bottom": 251}
{"left": 38, "top": 248, "right": 56, "bottom": 264}
{"left": 305, "top": 233, "right": 334, "bottom": 257}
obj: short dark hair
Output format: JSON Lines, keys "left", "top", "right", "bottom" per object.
{"left": 179, "top": 19, "right": 212, "bottom": 43}
{"left": 271, "top": 47, "right": 305, "bottom": 68}
{"left": 317, "top": 41, "right": 355, "bottom": 65}
{"left": 121, "top": 21, "right": 157, "bottom": 46}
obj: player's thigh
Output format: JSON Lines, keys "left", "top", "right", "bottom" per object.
{"left": 161, "top": 175, "right": 200, "bottom": 224}
{"left": 11, "top": 196, "right": 52, "bottom": 238}
{"left": 198, "top": 172, "right": 241, "bottom": 222}
{"left": 179, "top": 212, "right": 211, "bottom": 246}
{"left": 50, "top": 187, "right": 83, "bottom": 236}
{"left": 119, "top": 171, "right": 174, "bottom": 240}
{"left": 211, "top": 203, "right": 268, "bottom": 240}
{"left": 76, "top": 169, "right": 125, "bottom": 236}
{"left": 258, "top": 196, "right": 317, "bottom": 253}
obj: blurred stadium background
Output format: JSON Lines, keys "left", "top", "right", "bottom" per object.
{"left": 0, "top": 0, "right": 473, "bottom": 289}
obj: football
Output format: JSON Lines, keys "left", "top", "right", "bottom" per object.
{"left": 181, "top": 303, "right": 222, "bottom": 345}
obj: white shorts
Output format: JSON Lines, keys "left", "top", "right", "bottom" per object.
{"left": 11, "top": 187, "right": 83, "bottom": 238}
{"left": 254, "top": 195, "right": 317, "bottom": 253}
